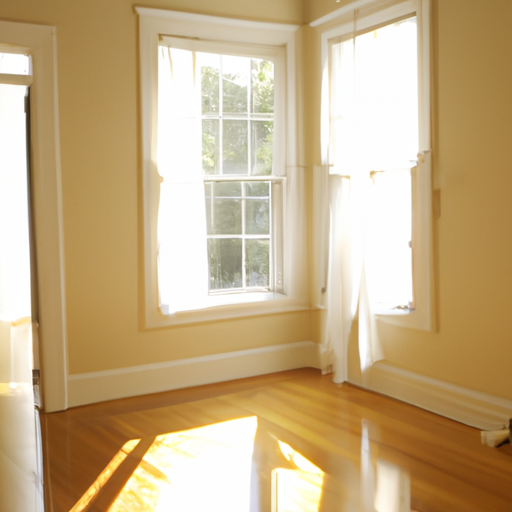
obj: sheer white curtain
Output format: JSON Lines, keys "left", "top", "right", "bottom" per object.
{"left": 319, "top": 16, "right": 418, "bottom": 381}
{"left": 157, "top": 47, "right": 209, "bottom": 315}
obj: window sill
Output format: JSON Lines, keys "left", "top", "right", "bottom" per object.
{"left": 148, "top": 294, "right": 310, "bottom": 328}
{"left": 375, "top": 305, "right": 433, "bottom": 331}
{"left": 374, "top": 306, "right": 413, "bottom": 316}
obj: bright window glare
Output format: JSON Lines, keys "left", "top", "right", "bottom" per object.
{"left": 278, "top": 440, "right": 323, "bottom": 474}
{"left": 0, "top": 84, "right": 32, "bottom": 322}
{"left": 221, "top": 55, "right": 249, "bottom": 88}
{"left": 272, "top": 469, "right": 324, "bottom": 512}
{"left": 367, "top": 170, "right": 413, "bottom": 309}
{"left": 108, "top": 417, "right": 258, "bottom": 512}
{"left": 69, "top": 439, "right": 141, "bottom": 512}
{"left": 374, "top": 459, "right": 411, "bottom": 512}
{"left": 0, "top": 53, "right": 30, "bottom": 75}
{"left": 331, "top": 16, "right": 418, "bottom": 308}
{"left": 273, "top": 440, "right": 324, "bottom": 512}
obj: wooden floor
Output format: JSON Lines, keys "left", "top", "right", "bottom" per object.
{"left": 41, "top": 369, "right": 512, "bottom": 512}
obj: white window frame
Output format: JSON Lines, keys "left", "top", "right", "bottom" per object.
{"left": 137, "top": 8, "right": 308, "bottom": 328}
{"left": 312, "top": 0, "right": 434, "bottom": 331}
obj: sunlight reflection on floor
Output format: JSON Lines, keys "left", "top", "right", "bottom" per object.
{"left": 70, "top": 439, "right": 141, "bottom": 512}
{"left": 272, "top": 440, "right": 324, "bottom": 512}
{"left": 69, "top": 414, "right": 414, "bottom": 512}
{"left": 108, "top": 416, "right": 258, "bottom": 512}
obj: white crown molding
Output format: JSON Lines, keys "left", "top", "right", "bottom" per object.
{"left": 67, "top": 341, "right": 321, "bottom": 408}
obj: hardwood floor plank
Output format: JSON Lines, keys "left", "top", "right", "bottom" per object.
{"left": 42, "top": 369, "right": 512, "bottom": 512}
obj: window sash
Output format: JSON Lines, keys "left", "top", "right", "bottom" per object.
{"left": 138, "top": 8, "right": 306, "bottom": 327}
{"left": 205, "top": 178, "right": 273, "bottom": 292}
{"left": 156, "top": 41, "right": 286, "bottom": 315}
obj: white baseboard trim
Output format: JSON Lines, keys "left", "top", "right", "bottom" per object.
{"left": 365, "top": 361, "right": 512, "bottom": 431}
{"left": 67, "top": 340, "right": 320, "bottom": 408}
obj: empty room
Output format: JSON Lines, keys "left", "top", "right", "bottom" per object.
{"left": 1, "top": 0, "right": 512, "bottom": 510}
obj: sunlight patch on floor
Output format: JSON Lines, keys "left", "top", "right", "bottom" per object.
{"left": 70, "top": 439, "right": 141, "bottom": 512}
{"left": 272, "top": 440, "right": 324, "bottom": 512}
{"left": 108, "top": 416, "right": 258, "bottom": 512}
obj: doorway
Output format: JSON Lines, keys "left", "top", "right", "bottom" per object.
{"left": 0, "top": 52, "right": 44, "bottom": 512}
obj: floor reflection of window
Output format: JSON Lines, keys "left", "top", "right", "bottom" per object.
{"left": 71, "top": 417, "right": 332, "bottom": 512}
{"left": 271, "top": 440, "right": 324, "bottom": 512}
{"left": 108, "top": 417, "right": 258, "bottom": 512}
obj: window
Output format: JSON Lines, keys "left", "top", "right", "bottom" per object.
{"left": 200, "top": 54, "right": 278, "bottom": 293}
{"left": 137, "top": 9, "right": 308, "bottom": 327}
{"left": 330, "top": 14, "right": 418, "bottom": 311}
{"left": 315, "top": 0, "right": 433, "bottom": 330}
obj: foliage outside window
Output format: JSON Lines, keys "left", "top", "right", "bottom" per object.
{"left": 137, "top": 8, "right": 306, "bottom": 326}
{"left": 200, "top": 54, "right": 275, "bottom": 293}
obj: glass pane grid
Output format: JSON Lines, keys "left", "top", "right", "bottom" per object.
{"left": 200, "top": 53, "right": 274, "bottom": 177}
{"left": 205, "top": 180, "right": 271, "bottom": 292}
{"left": 202, "top": 113, "right": 273, "bottom": 120}
{"left": 201, "top": 51, "right": 275, "bottom": 293}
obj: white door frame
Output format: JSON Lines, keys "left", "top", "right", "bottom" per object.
{"left": 0, "top": 20, "right": 68, "bottom": 412}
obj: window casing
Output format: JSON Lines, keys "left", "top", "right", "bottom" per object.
{"left": 137, "top": 8, "right": 308, "bottom": 327}
{"left": 314, "top": 0, "right": 433, "bottom": 331}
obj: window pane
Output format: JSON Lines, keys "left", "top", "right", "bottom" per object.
{"left": 222, "top": 55, "right": 248, "bottom": 114}
{"left": 211, "top": 199, "right": 241, "bottom": 235}
{"left": 251, "top": 59, "right": 274, "bottom": 114}
{"left": 208, "top": 238, "right": 243, "bottom": 290}
{"left": 246, "top": 198, "right": 269, "bottom": 235}
{"left": 200, "top": 54, "right": 220, "bottom": 114}
{"left": 251, "top": 120, "right": 273, "bottom": 175}
{"left": 245, "top": 239, "right": 269, "bottom": 287}
{"left": 206, "top": 182, "right": 242, "bottom": 235}
{"left": 353, "top": 17, "right": 418, "bottom": 169}
{"left": 223, "top": 120, "right": 248, "bottom": 174}
{"left": 331, "top": 16, "right": 418, "bottom": 173}
{"left": 202, "top": 119, "right": 220, "bottom": 175}
{"left": 246, "top": 182, "right": 269, "bottom": 197}
{"left": 367, "top": 170, "right": 412, "bottom": 308}
{"left": 0, "top": 53, "right": 30, "bottom": 75}
{"left": 214, "top": 182, "right": 241, "bottom": 197}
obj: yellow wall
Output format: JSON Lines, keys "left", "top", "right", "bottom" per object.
{"left": 0, "top": 0, "right": 308, "bottom": 375}
{"left": 2, "top": 0, "right": 512, "bottom": 402}
{"left": 380, "top": 0, "right": 512, "bottom": 400}
{"left": 306, "top": 0, "right": 512, "bottom": 401}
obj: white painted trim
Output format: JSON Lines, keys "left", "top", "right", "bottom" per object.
{"left": 0, "top": 21, "right": 67, "bottom": 413}
{"left": 364, "top": 362, "right": 512, "bottom": 431}
{"left": 310, "top": 0, "right": 384, "bottom": 27}
{"left": 66, "top": 341, "right": 512, "bottom": 432}
{"left": 154, "top": 302, "right": 310, "bottom": 327}
{"left": 67, "top": 341, "right": 321, "bottom": 407}
{"left": 137, "top": 9, "right": 305, "bottom": 329}
{"left": 0, "top": 73, "right": 32, "bottom": 86}
{"left": 310, "top": 0, "right": 411, "bottom": 27}
{"left": 135, "top": 6, "right": 300, "bottom": 33}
